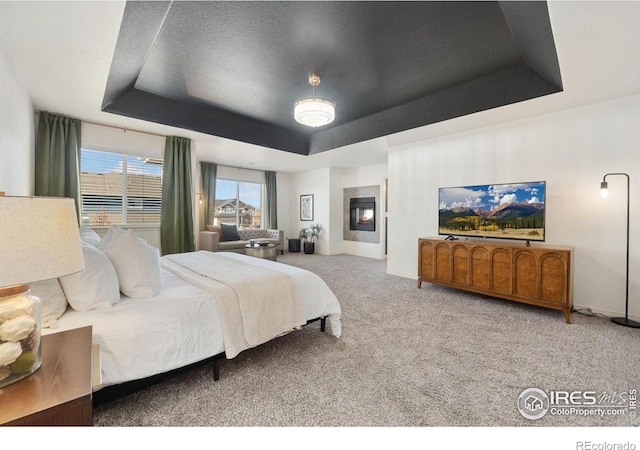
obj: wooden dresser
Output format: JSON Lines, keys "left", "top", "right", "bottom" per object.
{"left": 418, "top": 238, "right": 573, "bottom": 323}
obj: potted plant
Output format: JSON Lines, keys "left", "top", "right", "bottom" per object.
{"left": 294, "top": 227, "right": 307, "bottom": 253}
{"left": 303, "top": 223, "right": 322, "bottom": 254}
{"left": 287, "top": 232, "right": 302, "bottom": 253}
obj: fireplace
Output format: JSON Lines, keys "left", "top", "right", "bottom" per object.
{"left": 350, "top": 197, "right": 375, "bottom": 231}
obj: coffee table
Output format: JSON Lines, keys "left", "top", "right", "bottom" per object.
{"left": 244, "top": 243, "right": 277, "bottom": 261}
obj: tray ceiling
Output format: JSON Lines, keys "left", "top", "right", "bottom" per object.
{"left": 102, "top": 1, "right": 562, "bottom": 156}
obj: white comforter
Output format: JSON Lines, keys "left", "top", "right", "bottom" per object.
{"left": 44, "top": 252, "right": 341, "bottom": 387}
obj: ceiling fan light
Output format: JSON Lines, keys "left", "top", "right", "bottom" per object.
{"left": 294, "top": 98, "right": 335, "bottom": 127}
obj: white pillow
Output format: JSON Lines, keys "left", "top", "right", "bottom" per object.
{"left": 98, "top": 225, "right": 127, "bottom": 253}
{"left": 79, "top": 226, "right": 102, "bottom": 247}
{"left": 103, "top": 229, "right": 162, "bottom": 298}
{"left": 59, "top": 243, "right": 121, "bottom": 311}
{"left": 29, "top": 278, "right": 68, "bottom": 328}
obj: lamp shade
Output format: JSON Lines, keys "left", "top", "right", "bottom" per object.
{"left": 294, "top": 98, "right": 336, "bottom": 128}
{"left": 0, "top": 196, "right": 84, "bottom": 287}
{"left": 294, "top": 73, "right": 336, "bottom": 128}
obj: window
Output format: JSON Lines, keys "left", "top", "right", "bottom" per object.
{"left": 80, "top": 149, "right": 163, "bottom": 226}
{"left": 214, "top": 179, "right": 262, "bottom": 229}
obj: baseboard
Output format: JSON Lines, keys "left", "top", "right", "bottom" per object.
{"left": 572, "top": 303, "right": 640, "bottom": 323}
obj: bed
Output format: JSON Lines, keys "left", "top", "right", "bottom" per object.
{"left": 40, "top": 228, "right": 342, "bottom": 390}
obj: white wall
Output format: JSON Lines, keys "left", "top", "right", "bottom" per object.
{"left": 290, "top": 168, "right": 332, "bottom": 254}
{"left": 82, "top": 122, "right": 165, "bottom": 158}
{"left": 0, "top": 26, "right": 34, "bottom": 196}
{"left": 387, "top": 94, "right": 640, "bottom": 321}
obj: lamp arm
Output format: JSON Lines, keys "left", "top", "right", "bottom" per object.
{"left": 602, "top": 172, "right": 629, "bottom": 182}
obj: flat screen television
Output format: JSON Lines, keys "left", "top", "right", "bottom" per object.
{"left": 438, "top": 181, "right": 546, "bottom": 242}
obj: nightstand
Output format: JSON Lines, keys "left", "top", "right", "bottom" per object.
{"left": 0, "top": 326, "right": 94, "bottom": 426}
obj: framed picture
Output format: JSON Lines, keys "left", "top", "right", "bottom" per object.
{"left": 300, "top": 194, "right": 314, "bottom": 221}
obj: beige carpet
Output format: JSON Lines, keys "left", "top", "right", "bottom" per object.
{"left": 93, "top": 253, "right": 640, "bottom": 427}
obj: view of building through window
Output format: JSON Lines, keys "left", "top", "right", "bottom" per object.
{"left": 80, "top": 149, "right": 163, "bottom": 226}
{"left": 81, "top": 150, "right": 262, "bottom": 230}
{"left": 214, "top": 179, "right": 262, "bottom": 229}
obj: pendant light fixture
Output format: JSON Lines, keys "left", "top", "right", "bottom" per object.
{"left": 294, "top": 73, "right": 335, "bottom": 128}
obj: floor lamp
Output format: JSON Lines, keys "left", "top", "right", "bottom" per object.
{"left": 600, "top": 173, "right": 640, "bottom": 328}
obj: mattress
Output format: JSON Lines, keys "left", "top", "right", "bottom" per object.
{"left": 44, "top": 268, "right": 224, "bottom": 387}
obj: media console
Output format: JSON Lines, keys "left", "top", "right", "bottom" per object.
{"left": 418, "top": 238, "right": 573, "bottom": 323}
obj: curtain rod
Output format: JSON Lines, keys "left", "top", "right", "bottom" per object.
{"left": 35, "top": 110, "right": 170, "bottom": 139}
{"left": 200, "top": 161, "right": 265, "bottom": 174}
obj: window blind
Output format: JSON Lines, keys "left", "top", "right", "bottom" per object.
{"left": 80, "top": 149, "right": 163, "bottom": 226}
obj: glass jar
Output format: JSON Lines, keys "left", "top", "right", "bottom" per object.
{"left": 0, "top": 285, "right": 42, "bottom": 389}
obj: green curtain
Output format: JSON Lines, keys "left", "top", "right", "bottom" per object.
{"left": 199, "top": 162, "right": 217, "bottom": 231}
{"left": 161, "top": 136, "right": 195, "bottom": 255}
{"left": 35, "top": 111, "right": 82, "bottom": 221}
{"left": 265, "top": 171, "right": 278, "bottom": 229}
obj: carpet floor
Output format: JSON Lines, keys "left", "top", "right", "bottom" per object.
{"left": 93, "top": 253, "right": 640, "bottom": 427}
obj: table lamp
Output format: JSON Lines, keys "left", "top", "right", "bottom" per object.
{"left": 0, "top": 196, "right": 84, "bottom": 388}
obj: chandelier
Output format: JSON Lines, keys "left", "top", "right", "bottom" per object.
{"left": 294, "top": 73, "right": 335, "bottom": 128}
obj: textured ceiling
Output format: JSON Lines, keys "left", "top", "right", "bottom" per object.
{"left": 102, "top": 1, "right": 562, "bottom": 156}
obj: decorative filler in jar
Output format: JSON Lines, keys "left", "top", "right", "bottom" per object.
{"left": 0, "top": 285, "right": 41, "bottom": 387}
{"left": 0, "top": 196, "right": 84, "bottom": 389}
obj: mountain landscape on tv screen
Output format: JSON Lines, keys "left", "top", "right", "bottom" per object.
{"left": 438, "top": 182, "right": 545, "bottom": 241}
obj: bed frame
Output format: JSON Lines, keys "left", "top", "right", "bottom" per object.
{"left": 212, "top": 317, "right": 327, "bottom": 381}
{"left": 93, "top": 316, "right": 327, "bottom": 407}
